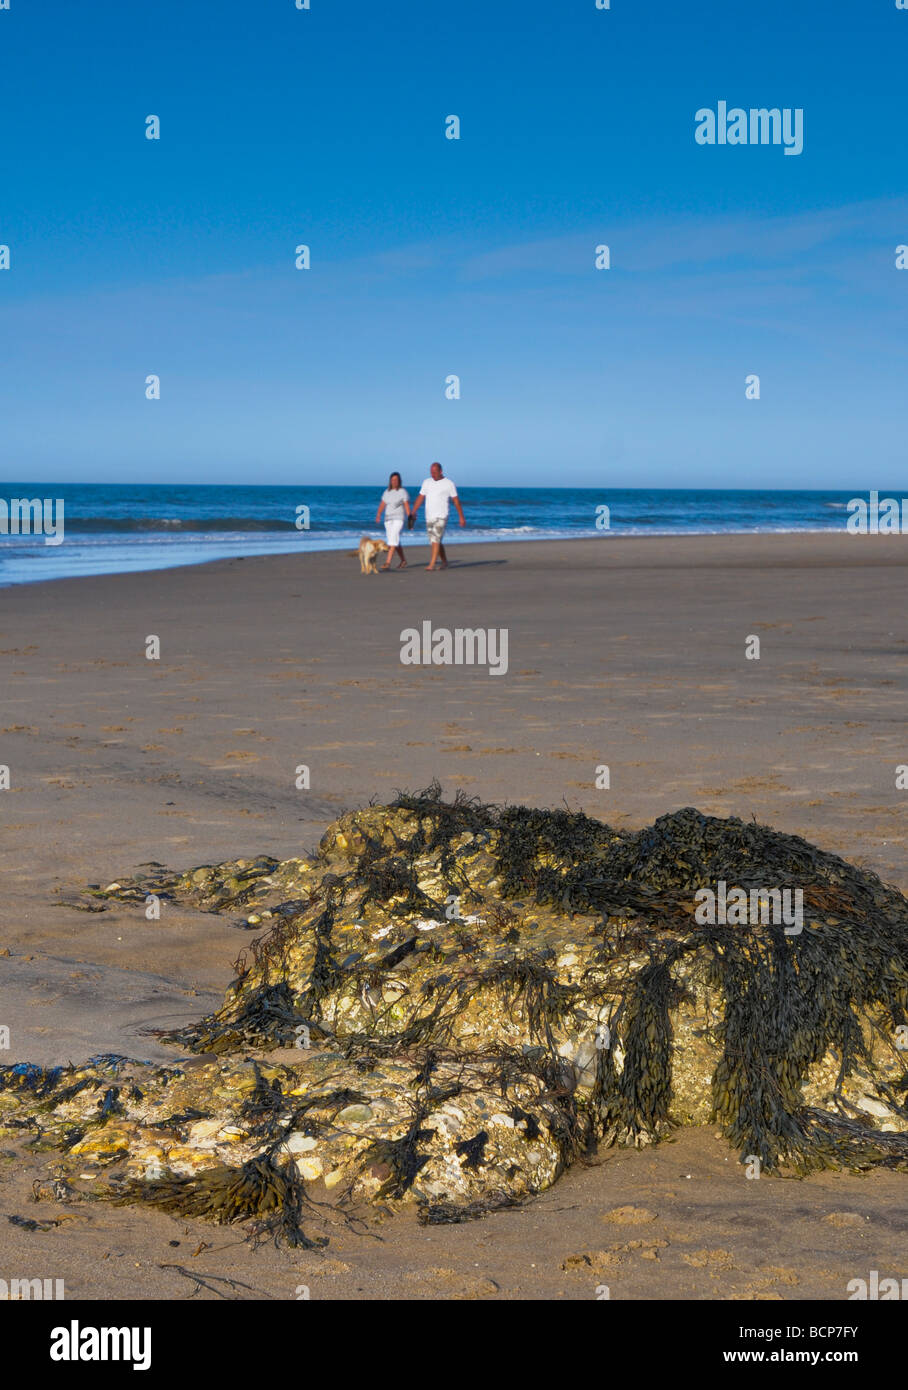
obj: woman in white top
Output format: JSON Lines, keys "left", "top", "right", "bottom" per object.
{"left": 375, "top": 472, "right": 411, "bottom": 569}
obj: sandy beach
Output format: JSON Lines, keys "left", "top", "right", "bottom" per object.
{"left": 1, "top": 531, "right": 907, "bottom": 1300}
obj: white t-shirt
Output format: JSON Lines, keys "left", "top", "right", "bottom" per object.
{"left": 382, "top": 487, "right": 409, "bottom": 521}
{"left": 419, "top": 476, "right": 458, "bottom": 521}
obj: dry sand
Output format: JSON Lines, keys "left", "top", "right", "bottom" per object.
{"left": 1, "top": 531, "right": 906, "bottom": 1299}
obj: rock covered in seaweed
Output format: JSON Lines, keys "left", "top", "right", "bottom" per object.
{"left": 3, "top": 788, "right": 908, "bottom": 1244}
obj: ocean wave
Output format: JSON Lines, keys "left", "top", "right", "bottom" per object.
{"left": 0, "top": 520, "right": 848, "bottom": 552}
{"left": 37, "top": 516, "right": 315, "bottom": 533}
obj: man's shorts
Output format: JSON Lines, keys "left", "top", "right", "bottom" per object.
{"left": 426, "top": 516, "right": 447, "bottom": 544}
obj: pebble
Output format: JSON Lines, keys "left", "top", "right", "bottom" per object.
{"left": 296, "top": 1157, "right": 324, "bottom": 1181}
{"left": 855, "top": 1096, "right": 892, "bottom": 1120}
{"left": 187, "top": 1120, "right": 222, "bottom": 1142}
{"left": 336, "top": 1104, "right": 373, "bottom": 1124}
{"left": 285, "top": 1132, "right": 318, "bottom": 1154}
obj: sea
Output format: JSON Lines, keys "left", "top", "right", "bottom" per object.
{"left": 0, "top": 484, "right": 869, "bottom": 587}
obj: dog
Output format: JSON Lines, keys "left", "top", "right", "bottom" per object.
{"left": 357, "top": 536, "right": 389, "bottom": 574}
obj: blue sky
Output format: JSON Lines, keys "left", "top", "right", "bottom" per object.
{"left": 0, "top": 0, "right": 905, "bottom": 488}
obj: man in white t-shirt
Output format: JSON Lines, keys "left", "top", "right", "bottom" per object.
{"left": 410, "top": 462, "right": 466, "bottom": 570}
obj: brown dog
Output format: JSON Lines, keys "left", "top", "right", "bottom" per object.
{"left": 358, "top": 536, "right": 389, "bottom": 574}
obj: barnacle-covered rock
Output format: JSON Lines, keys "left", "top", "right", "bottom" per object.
{"left": 4, "top": 787, "right": 908, "bottom": 1245}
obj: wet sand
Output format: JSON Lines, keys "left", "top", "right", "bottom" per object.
{"left": 1, "top": 531, "right": 906, "bottom": 1298}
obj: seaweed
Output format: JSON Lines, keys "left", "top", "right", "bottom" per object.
{"left": 168, "top": 981, "right": 313, "bottom": 1054}
{"left": 455, "top": 1130, "right": 488, "bottom": 1169}
{"left": 0, "top": 1064, "right": 64, "bottom": 1097}
{"left": 418, "top": 1190, "right": 529, "bottom": 1224}
{"left": 112, "top": 1155, "right": 327, "bottom": 1250}
{"left": 360, "top": 1121, "right": 436, "bottom": 1199}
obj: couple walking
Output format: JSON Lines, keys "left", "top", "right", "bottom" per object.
{"left": 375, "top": 461, "right": 465, "bottom": 571}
